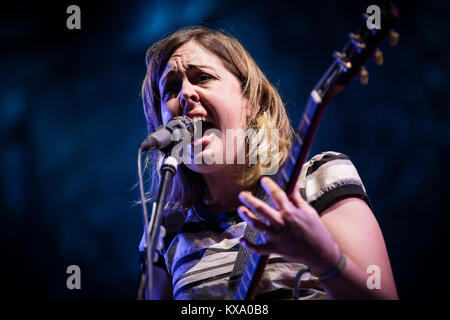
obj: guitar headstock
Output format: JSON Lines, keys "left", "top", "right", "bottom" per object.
{"left": 314, "top": 1, "right": 399, "bottom": 101}
{"left": 336, "top": 1, "right": 399, "bottom": 86}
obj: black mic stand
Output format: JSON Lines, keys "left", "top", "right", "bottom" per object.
{"left": 137, "top": 154, "right": 179, "bottom": 300}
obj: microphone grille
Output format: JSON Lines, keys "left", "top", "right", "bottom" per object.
{"left": 170, "top": 116, "right": 195, "bottom": 140}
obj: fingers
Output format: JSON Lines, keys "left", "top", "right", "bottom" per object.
{"left": 260, "top": 177, "right": 290, "bottom": 210}
{"left": 237, "top": 198, "right": 278, "bottom": 255}
{"left": 259, "top": 177, "right": 311, "bottom": 212}
{"left": 238, "top": 178, "right": 309, "bottom": 229}
{"left": 237, "top": 180, "right": 320, "bottom": 259}
{"left": 237, "top": 206, "right": 273, "bottom": 235}
{"left": 238, "top": 191, "right": 283, "bottom": 228}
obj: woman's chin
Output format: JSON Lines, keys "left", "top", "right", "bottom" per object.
{"left": 185, "top": 162, "right": 226, "bottom": 175}
{"left": 184, "top": 149, "right": 228, "bottom": 174}
{"left": 179, "top": 139, "right": 238, "bottom": 175}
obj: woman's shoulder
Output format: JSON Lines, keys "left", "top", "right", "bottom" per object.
{"left": 298, "top": 151, "right": 371, "bottom": 214}
{"left": 303, "top": 151, "right": 353, "bottom": 170}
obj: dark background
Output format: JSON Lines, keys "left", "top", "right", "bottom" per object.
{"left": 1, "top": 0, "right": 449, "bottom": 299}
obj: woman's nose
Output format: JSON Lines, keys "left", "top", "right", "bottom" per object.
{"left": 180, "top": 80, "right": 200, "bottom": 114}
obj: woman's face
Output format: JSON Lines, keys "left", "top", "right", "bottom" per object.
{"left": 158, "top": 40, "right": 251, "bottom": 174}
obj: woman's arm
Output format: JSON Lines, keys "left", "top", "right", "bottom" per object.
{"left": 150, "top": 265, "right": 173, "bottom": 300}
{"left": 139, "top": 231, "right": 174, "bottom": 299}
{"left": 318, "top": 197, "right": 398, "bottom": 299}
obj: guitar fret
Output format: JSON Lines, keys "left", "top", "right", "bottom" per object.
{"left": 281, "top": 169, "right": 289, "bottom": 183}
{"left": 282, "top": 162, "right": 293, "bottom": 187}
{"left": 240, "top": 277, "right": 248, "bottom": 291}
{"left": 236, "top": 284, "right": 244, "bottom": 300}
{"left": 248, "top": 256, "right": 256, "bottom": 269}
{"left": 288, "top": 151, "right": 295, "bottom": 164}
{"left": 303, "top": 113, "right": 311, "bottom": 125}
{"left": 245, "top": 266, "right": 252, "bottom": 279}
{"left": 295, "top": 133, "right": 303, "bottom": 145}
{"left": 291, "top": 143, "right": 300, "bottom": 158}
{"left": 241, "top": 267, "right": 250, "bottom": 282}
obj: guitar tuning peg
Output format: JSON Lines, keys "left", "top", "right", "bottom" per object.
{"left": 333, "top": 51, "right": 352, "bottom": 70}
{"left": 349, "top": 32, "right": 361, "bottom": 41}
{"left": 359, "top": 67, "right": 369, "bottom": 85}
{"left": 374, "top": 49, "right": 383, "bottom": 66}
{"left": 333, "top": 51, "right": 346, "bottom": 60}
{"left": 349, "top": 32, "right": 366, "bottom": 53}
{"left": 389, "top": 30, "right": 399, "bottom": 46}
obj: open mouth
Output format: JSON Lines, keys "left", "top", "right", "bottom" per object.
{"left": 192, "top": 116, "right": 216, "bottom": 138}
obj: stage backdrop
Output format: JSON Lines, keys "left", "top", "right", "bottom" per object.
{"left": 1, "top": 0, "right": 449, "bottom": 299}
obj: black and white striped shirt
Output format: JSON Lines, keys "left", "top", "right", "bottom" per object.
{"left": 140, "top": 151, "right": 370, "bottom": 300}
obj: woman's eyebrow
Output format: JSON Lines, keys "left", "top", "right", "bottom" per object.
{"left": 160, "top": 69, "right": 177, "bottom": 85}
{"left": 187, "top": 64, "right": 219, "bottom": 78}
{"left": 188, "top": 63, "right": 215, "bottom": 71}
{"left": 159, "top": 69, "right": 178, "bottom": 93}
{"left": 160, "top": 64, "right": 217, "bottom": 89}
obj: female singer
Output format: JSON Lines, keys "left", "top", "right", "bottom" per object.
{"left": 140, "top": 27, "right": 398, "bottom": 300}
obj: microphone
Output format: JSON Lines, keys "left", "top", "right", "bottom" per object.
{"left": 139, "top": 116, "right": 195, "bottom": 152}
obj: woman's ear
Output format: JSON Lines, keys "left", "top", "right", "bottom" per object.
{"left": 245, "top": 98, "right": 260, "bottom": 120}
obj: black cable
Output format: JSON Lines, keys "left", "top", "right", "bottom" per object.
{"left": 293, "top": 267, "right": 311, "bottom": 300}
{"left": 137, "top": 147, "right": 150, "bottom": 300}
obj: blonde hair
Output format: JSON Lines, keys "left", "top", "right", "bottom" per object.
{"left": 141, "top": 27, "right": 293, "bottom": 210}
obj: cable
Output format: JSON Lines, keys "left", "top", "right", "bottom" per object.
{"left": 293, "top": 267, "right": 311, "bottom": 300}
{"left": 137, "top": 148, "right": 155, "bottom": 300}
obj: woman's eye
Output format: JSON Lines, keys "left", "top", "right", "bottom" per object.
{"left": 163, "top": 84, "right": 178, "bottom": 97}
{"left": 198, "top": 73, "right": 214, "bottom": 82}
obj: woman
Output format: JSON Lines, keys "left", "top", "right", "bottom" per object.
{"left": 140, "top": 27, "right": 398, "bottom": 300}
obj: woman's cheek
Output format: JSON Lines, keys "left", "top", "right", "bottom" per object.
{"left": 161, "top": 101, "right": 180, "bottom": 125}
{"left": 218, "top": 131, "right": 245, "bottom": 165}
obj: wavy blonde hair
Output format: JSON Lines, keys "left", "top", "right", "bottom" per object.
{"left": 141, "top": 27, "right": 293, "bottom": 210}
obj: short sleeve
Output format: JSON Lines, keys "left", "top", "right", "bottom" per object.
{"left": 298, "top": 151, "right": 371, "bottom": 214}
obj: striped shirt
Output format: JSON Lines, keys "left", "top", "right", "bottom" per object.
{"left": 140, "top": 151, "right": 370, "bottom": 300}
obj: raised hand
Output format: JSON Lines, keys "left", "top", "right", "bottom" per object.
{"left": 237, "top": 176, "right": 341, "bottom": 275}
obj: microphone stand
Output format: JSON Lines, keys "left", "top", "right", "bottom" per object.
{"left": 137, "top": 154, "right": 179, "bottom": 300}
